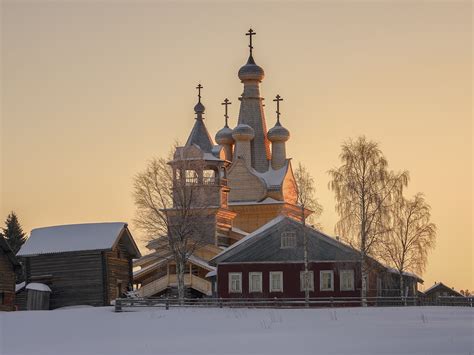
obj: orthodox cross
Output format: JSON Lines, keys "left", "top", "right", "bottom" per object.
{"left": 196, "top": 83, "right": 203, "bottom": 102}
{"left": 246, "top": 28, "right": 256, "bottom": 56}
{"left": 221, "top": 98, "right": 232, "bottom": 127}
{"left": 273, "top": 94, "right": 283, "bottom": 124}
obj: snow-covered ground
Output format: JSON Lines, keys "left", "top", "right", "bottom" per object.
{"left": 0, "top": 306, "right": 472, "bottom": 355}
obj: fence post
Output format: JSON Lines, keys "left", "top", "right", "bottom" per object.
{"left": 165, "top": 298, "right": 169, "bottom": 310}
{"left": 115, "top": 299, "right": 122, "bottom": 313}
{"left": 330, "top": 297, "right": 334, "bottom": 308}
{"left": 219, "top": 297, "right": 223, "bottom": 309}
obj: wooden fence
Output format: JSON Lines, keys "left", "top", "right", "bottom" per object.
{"left": 113, "top": 296, "right": 473, "bottom": 312}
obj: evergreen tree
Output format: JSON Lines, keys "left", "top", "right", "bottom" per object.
{"left": 3, "top": 212, "right": 27, "bottom": 254}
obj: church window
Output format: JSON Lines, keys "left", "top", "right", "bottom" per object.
{"left": 228, "top": 273, "right": 242, "bottom": 293}
{"left": 280, "top": 231, "right": 296, "bottom": 248}
{"left": 300, "top": 271, "right": 314, "bottom": 291}
{"left": 249, "top": 272, "right": 262, "bottom": 293}
{"left": 270, "top": 272, "right": 283, "bottom": 292}
{"left": 340, "top": 270, "right": 354, "bottom": 291}
{"left": 320, "top": 270, "right": 334, "bottom": 291}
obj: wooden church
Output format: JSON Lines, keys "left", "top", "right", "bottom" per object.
{"left": 133, "top": 29, "right": 423, "bottom": 300}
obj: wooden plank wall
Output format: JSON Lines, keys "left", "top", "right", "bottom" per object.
{"left": 24, "top": 251, "right": 105, "bottom": 309}
{"left": 104, "top": 239, "right": 134, "bottom": 303}
{"left": 0, "top": 251, "right": 16, "bottom": 311}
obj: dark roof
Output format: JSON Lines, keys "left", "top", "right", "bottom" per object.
{"left": 0, "top": 236, "right": 21, "bottom": 269}
{"left": 211, "top": 216, "right": 360, "bottom": 264}
{"left": 185, "top": 119, "right": 214, "bottom": 153}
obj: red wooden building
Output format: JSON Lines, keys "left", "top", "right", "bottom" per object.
{"left": 211, "top": 216, "right": 421, "bottom": 299}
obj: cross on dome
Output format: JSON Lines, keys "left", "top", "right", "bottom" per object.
{"left": 221, "top": 98, "right": 232, "bottom": 127}
{"left": 196, "top": 83, "right": 203, "bottom": 103}
{"left": 273, "top": 94, "right": 283, "bottom": 124}
{"left": 246, "top": 28, "right": 256, "bottom": 56}
{"left": 194, "top": 83, "right": 205, "bottom": 117}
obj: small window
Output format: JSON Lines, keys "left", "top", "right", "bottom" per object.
{"left": 270, "top": 272, "right": 283, "bottom": 292}
{"left": 281, "top": 231, "right": 297, "bottom": 248}
{"left": 228, "top": 273, "right": 242, "bottom": 293}
{"left": 320, "top": 271, "right": 334, "bottom": 291}
{"left": 185, "top": 170, "right": 198, "bottom": 184}
{"left": 340, "top": 270, "right": 355, "bottom": 291}
{"left": 249, "top": 272, "right": 262, "bottom": 293}
{"left": 300, "top": 271, "right": 314, "bottom": 291}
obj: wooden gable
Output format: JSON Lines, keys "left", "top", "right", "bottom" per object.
{"left": 213, "top": 217, "right": 360, "bottom": 264}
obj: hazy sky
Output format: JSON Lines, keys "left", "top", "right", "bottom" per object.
{"left": 1, "top": 1, "right": 472, "bottom": 291}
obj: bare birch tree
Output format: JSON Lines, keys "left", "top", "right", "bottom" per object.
{"left": 380, "top": 193, "right": 436, "bottom": 298}
{"left": 328, "top": 136, "right": 409, "bottom": 303}
{"left": 294, "top": 162, "right": 323, "bottom": 307}
{"left": 133, "top": 145, "right": 213, "bottom": 302}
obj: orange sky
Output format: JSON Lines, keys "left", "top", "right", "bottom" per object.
{"left": 1, "top": 1, "right": 472, "bottom": 291}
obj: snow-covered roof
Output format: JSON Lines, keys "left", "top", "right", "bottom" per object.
{"left": 26, "top": 283, "right": 51, "bottom": 292}
{"left": 15, "top": 282, "right": 26, "bottom": 293}
{"left": 423, "top": 282, "right": 463, "bottom": 296}
{"left": 229, "top": 197, "right": 284, "bottom": 206}
{"left": 133, "top": 257, "right": 172, "bottom": 279}
{"left": 188, "top": 255, "right": 215, "bottom": 271}
{"left": 18, "top": 222, "right": 140, "bottom": 257}
{"left": 205, "top": 270, "right": 216, "bottom": 278}
{"left": 386, "top": 267, "right": 423, "bottom": 282}
{"left": 254, "top": 162, "right": 288, "bottom": 188}
{"left": 231, "top": 227, "right": 249, "bottom": 236}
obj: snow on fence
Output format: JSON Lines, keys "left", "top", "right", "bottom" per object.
{"left": 114, "top": 296, "right": 474, "bottom": 312}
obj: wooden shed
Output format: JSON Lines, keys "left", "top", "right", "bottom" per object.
{"left": 0, "top": 236, "right": 21, "bottom": 311}
{"left": 26, "top": 283, "right": 51, "bottom": 310}
{"left": 17, "top": 222, "right": 141, "bottom": 309}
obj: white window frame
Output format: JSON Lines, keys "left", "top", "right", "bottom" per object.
{"left": 269, "top": 271, "right": 283, "bottom": 292}
{"left": 228, "top": 272, "right": 242, "bottom": 293}
{"left": 248, "top": 272, "right": 263, "bottom": 293}
{"left": 340, "top": 270, "right": 355, "bottom": 291}
{"left": 280, "top": 231, "right": 297, "bottom": 249}
{"left": 300, "top": 271, "right": 314, "bottom": 291}
{"left": 320, "top": 270, "right": 334, "bottom": 291}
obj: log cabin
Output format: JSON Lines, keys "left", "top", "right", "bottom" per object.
{"left": 0, "top": 236, "right": 21, "bottom": 311}
{"left": 211, "top": 216, "right": 422, "bottom": 300}
{"left": 17, "top": 222, "right": 141, "bottom": 309}
{"left": 423, "top": 282, "right": 464, "bottom": 302}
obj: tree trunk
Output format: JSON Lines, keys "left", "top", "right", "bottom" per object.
{"left": 176, "top": 258, "right": 185, "bottom": 305}
{"left": 302, "top": 205, "right": 309, "bottom": 308}
{"left": 360, "top": 195, "right": 368, "bottom": 307}
{"left": 399, "top": 271, "right": 405, "bottom": 306}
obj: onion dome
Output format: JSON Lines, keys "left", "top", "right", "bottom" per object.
{"left": 268, "top": 122, "right": 290, "bottom": 142}
{"left": 215, "top": 126, "right": 234, "bottom": 145}
{"left": 194, "top": 101, "right": 205, "bottom": 115}
{"left": 238, "top": 56, "right": 265, "bottom": 82}
{"left": 232, "top": 123, "right": 255, "bottom": 141}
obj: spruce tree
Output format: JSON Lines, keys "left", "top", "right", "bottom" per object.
{"left": 3, "top": 212, "right": 27, "bottom": 254}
